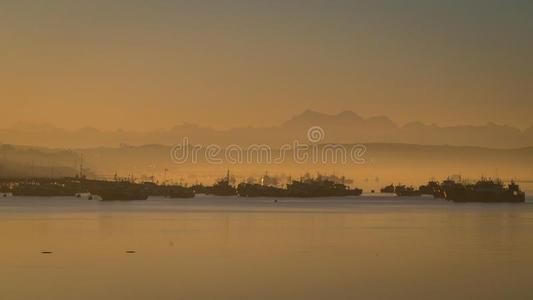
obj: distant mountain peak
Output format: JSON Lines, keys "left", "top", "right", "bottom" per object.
{"left": 288, "top": 109, "right": 360, "bottom": 122}
{"left": 337, "top": 110, "right": 361, "bottom": 119}
{"left": 298, "top": 109, "right": 325, "bottom": 118}
{"left": 284, "top": 110, "right": 389, "bottom": 128}
{"left": 282, "top": 110, "right": 327, "bottom": 127}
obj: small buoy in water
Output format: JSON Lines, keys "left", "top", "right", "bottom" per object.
{"left": 41, "top": 251, "right": 53, "bottom": 254}
{"left": 125, "top": 250, "right": 136, "bottom": 254}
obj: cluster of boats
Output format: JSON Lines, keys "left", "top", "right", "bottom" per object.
{"left": 235, "top": 178, "right": 361, "bottom": 197}
{"left": 0, "top": 178, "right": 194, "bottom": 201}
{"left": 0, "top": 174, "right": 363, "bottom": 200}
{"left": 381, "top": 179, "right": 526, "bottom": 203}
{"left": 191, "top": 174, "right": 362, "bottom": 198}
{"left": 0, "top": 175, "right": 527, "bottom": 203}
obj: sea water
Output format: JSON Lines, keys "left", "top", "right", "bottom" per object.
{"left": 1, "top": 195, "right": 533, "bottom": 300}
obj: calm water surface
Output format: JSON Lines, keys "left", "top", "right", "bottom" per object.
{"left": 1, "top": 195, "right": 533, "bottom": 300}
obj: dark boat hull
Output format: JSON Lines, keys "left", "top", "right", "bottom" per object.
{"left": 168, "top": 191, "right": 195, "bottom": 198}
{"left": 448, "top": 191, "right": 525, "bottom": 203}
{"left": 97, "top": 192, "right": 149, "bottom": 201}
{"left": 12, "top": 186, "right": 77, "bottom": 197}
{"left": 396, "top": 191, "right": 423, "bottom": 197}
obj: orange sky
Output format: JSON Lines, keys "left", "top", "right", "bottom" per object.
{"left": 1, "top": 1, "right": 532, "bottom": 130}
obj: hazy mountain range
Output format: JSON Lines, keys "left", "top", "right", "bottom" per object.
{"left": 1, "top": 110, "right": 533, "bottom": 149}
